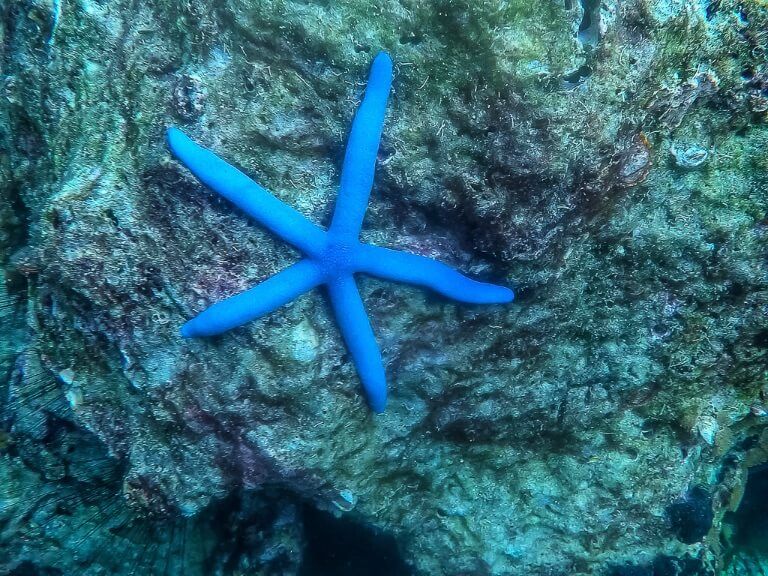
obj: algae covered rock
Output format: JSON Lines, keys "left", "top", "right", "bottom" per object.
{"left": 1, "top": 0, "right": 767, "bottom": 575}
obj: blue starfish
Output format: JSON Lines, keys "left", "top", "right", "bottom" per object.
{"left": 167, "top": 52, "right": 513, "bottom": 413}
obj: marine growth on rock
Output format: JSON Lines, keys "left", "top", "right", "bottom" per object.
{"left": 1, "top": 1, "right": 767, "bottom": 575}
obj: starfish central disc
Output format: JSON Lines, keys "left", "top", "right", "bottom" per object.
{"left": 315, "top": 238, "right": 359, "bottom": 280}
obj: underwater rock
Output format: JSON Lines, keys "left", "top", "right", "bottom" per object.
{"left": 616, "top": 133, "right": 653, "bottom": 187}
{"left": 1, "top": 0, "right": 768, "bottom": 575}
{"left": 171, "top": 74, "right": 206, "bottom": 122}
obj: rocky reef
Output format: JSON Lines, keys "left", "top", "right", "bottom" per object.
{"left": 1, "top": 0, "right": 767, "bottom": 574}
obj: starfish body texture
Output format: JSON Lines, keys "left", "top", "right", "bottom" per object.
{"left": 167, "top": 52, "right": 513, "bottom": 413}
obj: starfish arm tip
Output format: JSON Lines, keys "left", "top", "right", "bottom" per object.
{"left": 361, "top": 376, "right": 387, "bottom": 414}
{"left": 179, "top": 322, "right": 194, "bottom": 338}
{"left": 372, "top": 51, "right": 393, "bottom": 75}
{"left": 179, "top": 260, "right": 323, "bottom": 340}
{"left": 495, "top": 286, "right": 515, "bottom": 304}
{"left": 330, "top": 53, "right": 394, "bottom": 239}
{"left": 357, "top": 245, "right": 515, "bottom": 305}
{"left": 180, "top": 318, "right": 211, "bottom": 338}
{"left": 327, "top": 275, "right": 389, "bottom": 413}
{"left": 370, "top": 394, "right": 387, "bottom": 414}
{"left": 443, "top": 281, "right": 515, "bottom": 305}
{"left": 166, "top": 126, "right": 186, "bottom": 152}
{"left": 166, "top": 129, "right": 326, "bottom": 255}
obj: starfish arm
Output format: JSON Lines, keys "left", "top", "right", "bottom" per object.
{"left": 355, "top": 245, "right": 514, "bottom": 304}
{"left": 327, "top": 275, "right": 387, "bottom": 413}
{"left": 329, "top": 52, "right": 393, "bottom": 240}
{"left": 181, "top": 259, "right": 323, "bottom": 338}
{"left": 167, "top": 128, "right": 326, "bottom": 256}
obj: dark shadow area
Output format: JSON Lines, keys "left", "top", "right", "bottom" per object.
{"left": 7, "top": 561, "right": 63, "bottom": 576}
{"left": 722, "top": 462, "right": 768, "bottom": 563}
{"left": 665, "top": 485, "right": 714, "bottom": 544}
{"left": 562, "top": 64, "right": 593, "bottom": 86}
{"left": 578, "top": 0, "right": 601, "bottom": 47}
{"left": 607, "top": 554, "right": 712, "bottom": 576}
{"left": 298, "top": 504, "right": 414, "bottom": 576}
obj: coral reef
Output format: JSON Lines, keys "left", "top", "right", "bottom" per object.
{"left": 1, "top": 0, "right": 767, "bottom": 575}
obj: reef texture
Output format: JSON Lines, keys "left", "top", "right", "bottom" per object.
{"left": 1, "top": 1, "right": 768, "bottom": 575}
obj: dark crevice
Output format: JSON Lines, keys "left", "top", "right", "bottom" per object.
{"left": 721, "top": 463, "right": 768, "bottom": 570}
{"left": 562, "top": 0, "right": 600, "bottom": 87}
{"left": 1, "top": 5, "right": 46, "bottom": 276}
{"left": 706, "top": 0, "right": 721, "bottom": 20}
{"left": 563, "top": 64, "right": 593, "bottom": 86}
{"left": 752, "top": 328, "right": 768, "bottom": 349}
{"left": 7, "top": 561, "right": 64, "bottom": 576}
{"left": 578, "top": 0, "right": 601, "bottom": 48}
{"left": 3, "top": 181, "right": 31, "bottom": 263}
{"left": 299, "top": 504, "right": 414, "bottom": 576}
{"left": 665, "top": 485, "right": 714, "bottom": 544}
{"left": 607, "top": 554, "right": 713, "bottom": 576}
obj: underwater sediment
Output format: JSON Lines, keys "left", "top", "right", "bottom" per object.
{"left": 1, "top": 0, "right": 767, "bottom": 575}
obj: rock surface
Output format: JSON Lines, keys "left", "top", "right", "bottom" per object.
{"left": 1, "top": 0, "right": 767, "bottom": 575}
